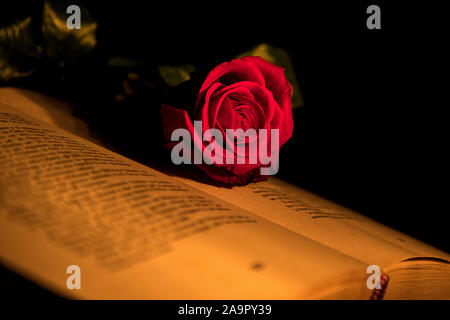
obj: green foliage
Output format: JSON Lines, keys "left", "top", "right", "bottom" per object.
{"left": 0, "top": 0, "right": 97, "bottom": 82}
{"left": 0, "top": 17, "right": 40, "bottom": 81}
{"left": 158, "top": 64, "right": 196, "bottom": 87}
{"left": 108, "top": 57, "right": 143, "bottom": 68}
{"left": 42, "top": 0, "right": 97, "bottom": 63}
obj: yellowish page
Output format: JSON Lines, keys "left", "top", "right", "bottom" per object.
{"left": 173, "top": 171, "right": 449, "bottom": 267}
{"left": 0, "top": 102, "right": 371, "bottom": 299}
{"left": 2, "top": 87, "right": 446, "bottom": 269}
{"left": 0, "top": 87, "right": 95, "bottom": 142}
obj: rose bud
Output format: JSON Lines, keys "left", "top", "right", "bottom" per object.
{"left": 161, "top": 56, "right": 294, "bottom": 186}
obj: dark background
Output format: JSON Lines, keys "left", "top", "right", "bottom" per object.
{"left": 1, "top": 1, "right": 447, "bottom": 297}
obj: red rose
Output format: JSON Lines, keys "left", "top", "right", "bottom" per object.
{"left": 161, "top": 56, "right": 294, "bottom": 185}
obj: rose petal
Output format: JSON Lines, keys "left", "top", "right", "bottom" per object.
{"left": 195, "top": 58, "right": 266, "bottom": 115}
{"left": 241, "top": 56, "right": 294, "bottom": 146}
{"left": 213, "top": 81, "right": 276, "bottom": 129}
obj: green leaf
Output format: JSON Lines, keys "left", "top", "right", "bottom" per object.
{"left": 158, "top": 64, "right": 196, "bottom": 87}
{"left": 0, "top": 16, "right": 40, "bottom": 81}
{"left": 237, "top": 43, "right": 303, "bottom": 109}
{"left": 42, "top": 0, "right": 97, "bottom": 63}
{"left": 108, "top": 56, "right": 143, "bottom": 68}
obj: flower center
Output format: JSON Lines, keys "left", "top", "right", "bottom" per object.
{"left": 234, "top": 105, "right": 253, "bottom": 131}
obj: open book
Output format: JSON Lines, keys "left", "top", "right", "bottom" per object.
{"left": 0, "top": 87, "right": 449, "bottom": 299}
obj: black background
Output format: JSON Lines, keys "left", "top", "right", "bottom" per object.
{"left": 0, "top": 0, "right": 448, "bottom": 298}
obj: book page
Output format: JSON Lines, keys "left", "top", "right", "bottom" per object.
{"left": 172, "top": 171, "right": 450, "bottom": 267}
{"left": 0, "top": 87, "right": 96, "bottom": 143}
{"left": 0, "top": 102, "right": 371, "bottom": 299}
{"left": 1, "top": 88, "right": 446, "bottom": 269}
{"left": 383, "top": 258, "right": 450, "bottom": 299}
